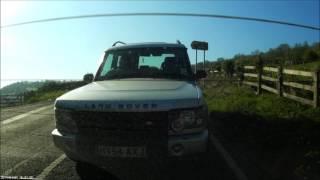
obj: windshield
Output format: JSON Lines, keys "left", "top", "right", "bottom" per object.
{"left": 95, "top": 47, "right": 194, "bottom": 81}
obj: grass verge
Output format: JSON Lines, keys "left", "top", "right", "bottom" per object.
{"left": 204, "top": 84, "right": 320, "bottom": 123}
{"left": 286, "top": 60, "right": 320, "bottom": 71}
{"left": 25, "top": 90, "right": 68, "bottom": 103}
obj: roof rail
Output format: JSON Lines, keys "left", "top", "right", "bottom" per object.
{"left": 112, "top": 41, "right": 126, "bottom": 47}
{"left": 176, "top": 40, "right": 181, "bottom": 44}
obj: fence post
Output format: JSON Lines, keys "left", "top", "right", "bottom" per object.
{"left": 256, "top": 56, "right": 263, "bottom": 95}
{"left": 313, "top": 70, "right": 319, "bottom": 108}
{"left": 239, "top": 66, "right": 244, "bottom": 87}
{"left": 257, "top": 68, "right": 262, "bottom": 95}
{"left": 21, "top": 95, "right": 24, "bottom": 105}
{"left": 277, "top": 66, "right": 283, "bottom": 97}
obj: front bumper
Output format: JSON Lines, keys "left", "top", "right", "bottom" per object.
{"left": 52, "top": 129, "right": 208, "bottom": 164}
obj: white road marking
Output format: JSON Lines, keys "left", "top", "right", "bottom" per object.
{"left": 2, "top": 150, "right": 44, "bottom": 176}
{"left": 36, "top": 154, "right": 66, "bottom": 180}
{"left": 210, "top": 134, "right": 248, "bottom": 180}
{"left": 1, "top": 105, "right": 52, "bottom": 125}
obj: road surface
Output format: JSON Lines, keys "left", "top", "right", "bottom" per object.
{"left": 1, "top": 102, "right": 240, "bottom": 180}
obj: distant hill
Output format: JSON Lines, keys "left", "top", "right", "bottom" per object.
{"left": 0, "top": 81, "right": 46, "bottom": 95}
{"left": 23, "top": 80, "right": 86, "bottom": 103}
{"left": 0, "top": 80, "right": 87, "bottom": 96}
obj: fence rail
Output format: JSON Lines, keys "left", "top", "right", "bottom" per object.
{"left": 261, "top": 84, "right": 278, "bottom": 94}
{"left": 262, "top": 75, "right": 277, "bottom": 82}
{"left": 263, "top": 67, "right": 278, "bottom": 72}
{"left": 282, "top": 81, "right": 313, "bottom": 91}
{"left": 283, "top": 69, "right": 313, "bottom": 77}
{"left": 244, "top": 65, "right": 256, "bottom": 70}
{"left": 0, "top": 95, "right": 24, "bottom": 107}
{"left": 243, "top": 65, "right": 319, "bottom": 108}
{"left": 243, "top": 81, "right": 258, "bottom": 87}
{"left": 244, "top": 73, "right": 258, "bottom": 78}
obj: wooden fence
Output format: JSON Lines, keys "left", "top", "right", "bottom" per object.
{"left": 0, "top": 95, "right": 24, "bottom": 107}
{"left": 242, "top": 65, "right": 319, "bottom": 108}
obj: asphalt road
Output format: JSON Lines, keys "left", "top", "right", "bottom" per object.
{"left": 1, "top": 102, "right": 53, "bottom": 121}
{"left": 0, "top": 103, "right": 238, "bottom": 180}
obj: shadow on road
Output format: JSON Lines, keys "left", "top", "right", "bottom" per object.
{"left": 76, "top": 162, "right": 120, "bottom": 180}
{"left": 210, "top": 111, "right": 320, "bottom": 180}
{"left": 74, "top": 145, "right": 236, "bottom": 180}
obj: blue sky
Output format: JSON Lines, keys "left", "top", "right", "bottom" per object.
{"left": 1, "top": 0, "right": 319, "bottom": 87}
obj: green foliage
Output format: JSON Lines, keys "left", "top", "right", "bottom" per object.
{"left": 303, "top": 49, "right": 319, "bottom": 62}
{"left": 25, "top": 90, "right": 67, "bottom": 103}
{"left": 222, "top": 60, "right": 234, "bottom": 77}
{"left": 286, "top": 61, "right": 320, "bottom": 71}
{"left": 211, "top": 58, "right": 223, "bottom": 71}
{"left": 0, "top": 81, "right": 45, "bottom": 95}
{"left": 202, "top": 41, "right": 320, "bottom": 73}
{"left": 23, "top": 81, "right": 86, "bottom": 103}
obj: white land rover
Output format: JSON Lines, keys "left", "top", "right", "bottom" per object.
{"left": 52, "top": 41, "right": 209, "bottom": 169}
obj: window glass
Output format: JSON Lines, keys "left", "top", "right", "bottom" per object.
{"left": 96, "top": 47, "right": 193, "bottom": 80}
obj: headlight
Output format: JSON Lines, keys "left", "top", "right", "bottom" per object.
{"left": 55, "top": 108, "right": 78, "bottom": 134}
{"left": 171, "top": 118, "right": 185, "bottom": 132}
{"left": 170, "top": 110, "right": 195, "bottom": 132}
{"left": 169, "top": 106, "right": 208, "bottom": 133}
{"left": 180, "top": 111, "right": 196, "bottom": 125}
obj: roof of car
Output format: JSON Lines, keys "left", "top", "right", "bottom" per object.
{"left": 106, "top": 42, "right": 186, "bottom": 51}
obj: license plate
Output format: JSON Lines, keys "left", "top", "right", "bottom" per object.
{"left": 96, "top": 146, "right": 146, "bottom": 158}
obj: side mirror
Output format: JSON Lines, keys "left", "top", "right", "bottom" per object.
{"left": 83, "top": 73, "right": 94, "bottom": 82}
{"left": 196, "top": 70, "right": 207, "bottom": 79}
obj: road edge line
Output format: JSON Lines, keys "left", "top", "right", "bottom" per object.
{"left": 36, "top": 154, "right": 66, "bottom": 180}
{"left": 2, "top": 150, "right": 44, "bottom": 176}
{"left": 1, "top": 105, "right": 52, "bottom": 125}
{"left": 210, "top": 134, "right": 248, "bottom": 180}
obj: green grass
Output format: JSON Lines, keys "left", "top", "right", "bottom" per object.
{"left": 25, "top": 90, "right": 67, "bottom": 103}
{"left": 286, "top": 60, "right": 320, "bottom": 71}
{"left": 204, "top": 84, "right": 320, "bottom": 123}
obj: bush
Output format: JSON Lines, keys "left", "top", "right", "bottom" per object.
{"left": 303, "top": 49, "right": 319, "bottom": 63}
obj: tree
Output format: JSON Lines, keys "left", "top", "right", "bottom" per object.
{"left": 202, "top": 41, "right": 319, "bottom": 70}
{"left": 211, "top": 61, "right": 222, "bottom": 72}
{"left": 222, "top": 60, "right": 235, "bottom": 78}
{"left": 303, "top": 49, "right": 319, "bottom": 63}
{"left": 217, "top": 57, "right": 224, "bottom": 62}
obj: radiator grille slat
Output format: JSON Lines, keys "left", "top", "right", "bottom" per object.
{"left": 73, "top": 111, "right": 168, "bottom": 132}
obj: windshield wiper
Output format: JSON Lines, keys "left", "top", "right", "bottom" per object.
{"left": 99, "top": 72, "right": 141, "bottom": 80}
{"left": 96, "top": 72, "right": 193, "bottom": 81}
{"left": 147, "top": 72, "right": 193, "bottom": 80}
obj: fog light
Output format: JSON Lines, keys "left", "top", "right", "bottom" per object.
{"left": 196, "top": 118, "right": 203, "bottom": 125}
{"left": 171, "top": 144, "right": 184, "bottom": 156}
{"left": 171, "top": 118, "right": 184, "bottom": 132}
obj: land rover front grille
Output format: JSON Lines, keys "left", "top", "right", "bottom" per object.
{"left": 73, "top": 111, "right": 168, "bottom": 132}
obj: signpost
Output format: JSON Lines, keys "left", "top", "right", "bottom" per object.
{"left": 191, "top": 41, "right": 208, "bottom": 51}
{"left": 191, "top": 41, "right": 208, "bottom": 72}
{"left": 191, "top": 41, "right": 208, "bottom": 87}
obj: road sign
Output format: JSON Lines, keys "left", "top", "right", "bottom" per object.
{"left": 191, "top": 41, "right": 208, "bottom": 50}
